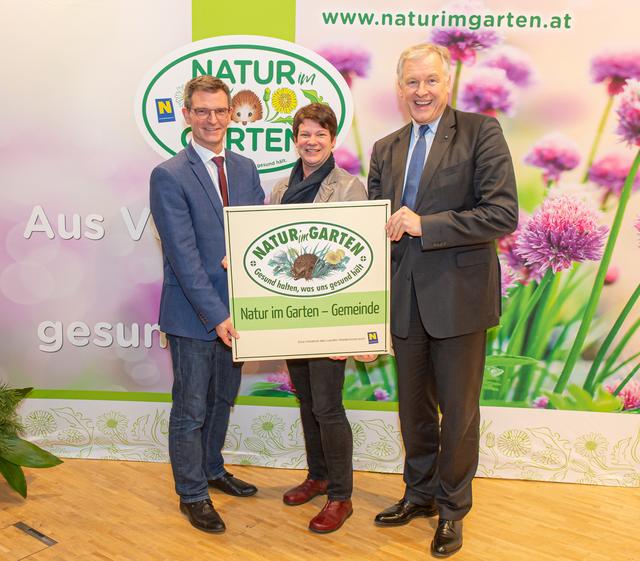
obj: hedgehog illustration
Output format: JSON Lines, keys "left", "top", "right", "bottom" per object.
{"left": 230, "top": 90, "right": 263, "bottom": 125}
{"left": 291, "top": 254, "right": 319, "bottom": 281}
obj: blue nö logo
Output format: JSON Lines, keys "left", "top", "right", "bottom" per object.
{"left": 155, "top": 98, "right": 176, "bottom": 123}
{"left": 367, "top": 332, "right": 378, "bottom": 344}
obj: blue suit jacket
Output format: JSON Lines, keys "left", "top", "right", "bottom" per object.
{"left": 150, "top": 143, "right": 264, "bottom": 340}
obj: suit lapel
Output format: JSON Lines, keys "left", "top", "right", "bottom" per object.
{"left": 390, "top": 124, "right": 412, "bottom": 212}
{"left": 414, "top": 106, "right": 457, "bottom": 210}
{"left": 186, "top": 143, "right": 224, "bottom": 226}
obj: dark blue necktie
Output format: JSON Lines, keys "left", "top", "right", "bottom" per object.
{"left": 402, "top": 124, "right": 430, "bottom": 210}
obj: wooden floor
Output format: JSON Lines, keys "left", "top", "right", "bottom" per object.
{"left": 1, "top": 460, "right": 638, "bottom": 561}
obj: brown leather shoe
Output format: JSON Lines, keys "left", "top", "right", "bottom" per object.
{"left": 283, "top": 478, "right": 328, "bottom": 506}
{"left": 309, "top": 499, "right": 353, "bottom": 533}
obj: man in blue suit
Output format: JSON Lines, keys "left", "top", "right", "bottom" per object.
{"left": 150, "top": 76, "right": 264, "bottom": 533}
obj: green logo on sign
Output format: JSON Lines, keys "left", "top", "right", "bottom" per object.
{"left": 136, "top": 35, "right": 353, "bottom": 178}
{"left": 244, "top": 221, "right": 373, "bottom": 297}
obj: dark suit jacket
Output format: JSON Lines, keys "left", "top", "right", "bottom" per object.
{"left": 368, "top": 106, "right": 518, "bottom": 339}
{"left": 150, "top": 143, "right": 264, "bottom": 340}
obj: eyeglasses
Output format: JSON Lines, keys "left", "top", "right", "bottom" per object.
{"left": 190, "top": 107, "right": 230, "bottom": 119}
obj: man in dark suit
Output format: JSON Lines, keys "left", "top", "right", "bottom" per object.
{"left": 368, "top": 44, "right": 518, "bottom": 557}
{"left": 150, "top": 76, "right": 264, "bottom": 533}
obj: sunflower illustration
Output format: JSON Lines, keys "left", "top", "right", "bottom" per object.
{"left": 497, "top": 429, "right": 531, "bottom": 457}
{"left": 325, "top": 249, "right": 345, "bottom": 265}
{"left": 271, "top": 87, "right": 297, "bottom": 113}
{"left": 251, "top": 413, "right": 285, "bottom": 439}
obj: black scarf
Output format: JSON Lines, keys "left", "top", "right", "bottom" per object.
{"left": 281, "top": 153, "right": 335, "bottom": 205}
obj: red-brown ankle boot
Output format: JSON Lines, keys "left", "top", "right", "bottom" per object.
{"left": 283, "top": 478, "right": 328, "bottom": 506}
{"left": 309, "top": 499, "right": 353, "bottom": 533}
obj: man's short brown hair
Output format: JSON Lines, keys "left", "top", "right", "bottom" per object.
{"left": 183, "top": 75, "right": 231, "bottom": 109}
{"left": 292, "top": 103, "right": 338, "bottom": 139}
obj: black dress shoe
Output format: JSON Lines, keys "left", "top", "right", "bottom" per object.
{"left": 374, "top": 498, "right": 438, "bottom": 526}
{"left": 431, "top": 519, "right": 463, "bottom": 558}
{"left": 180, "top": 499, "right": 225, "bottom": 533}
{"left": 208, "top": 472, "right": 257, "bottom": 497}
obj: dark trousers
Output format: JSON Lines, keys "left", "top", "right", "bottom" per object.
{"left": 287, "top": 358, "right": 353, "bottom": 501}
{"left": 167, "top": 334, "right": 241, "bottom": 503}
{"left": 392, "top": 292, "right": 486, "bottom": 520}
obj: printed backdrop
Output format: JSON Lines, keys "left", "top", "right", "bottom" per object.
{"left": 2, "top": 0, "right": 639, "bottom": 486}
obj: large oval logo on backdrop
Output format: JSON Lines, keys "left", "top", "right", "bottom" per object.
{"left": 244, "top": 221, "right": 373, "bottom": 297}
{"left": 136, "top": 35, "right": 353, "bottom": 177}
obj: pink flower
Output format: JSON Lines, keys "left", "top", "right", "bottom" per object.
{"left": 604, "top": 265, "right": 620, "bottom": 285}
{"left": 604, "top": 379, "right": 640, "bottom": 410}
{"left": 635, "top": 215, "right": 640, "bottom": 242}
{"left": 588, "top": 152, "right": 640, "bottom": 197}
{"left": 514, "top": 195, "right": 609, "bottom": 274}
{"left": 459, "top": 67, "right": 515, "bottom": 116}
{"left": 334, "top": 147, "right": 361, "bottom": 176}
{"left": 317, "top": 46, "right": 370, "bottom": 87}
{"left": 532, "top": 396, "right": 549, "bottom": 408}
{"left": 524, "top": 132, "right": 581, "bottom": 183}
{"left": 374, "top": 388, "right": 390, "bottom": 401}
{"left": 430, "top": 0, "right": 501, "bottom": 64}
{"left": 497, "top": 211, "right": 543, "bottom": 284}
{"left": 591, "top": 50, "right": 640, "bottom": 95}
{"left": 481, "top": 46, "right": 535, "bottom": 87}
{"left": 499, "top": 259, "right": 518, "bottom": 297}
{"left": 615, "top": 79, "right": 640, "bottom": 146}
{"left": 431, "top": 28, "right": 501, "bottom": 64}
{"left": 267, "top": 372, "right": 294, "bottom": 393}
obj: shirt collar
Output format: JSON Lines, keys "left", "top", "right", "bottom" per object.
{"left": 191, "top": 140, "right": 224, "bottom": 164}
{"left": 411, "top": 114, "right": 443, "bottom": 139}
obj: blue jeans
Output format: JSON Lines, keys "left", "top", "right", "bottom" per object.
{"left": 167, "top": 334, "right": 241, "bottom": 503}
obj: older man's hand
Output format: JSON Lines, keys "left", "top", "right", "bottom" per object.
{"left": 385, "top": 206, "right": 422, "bottom": 241}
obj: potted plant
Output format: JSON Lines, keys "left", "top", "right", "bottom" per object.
{"left": 0, "top": 385, "right": 62, "bottom": 498}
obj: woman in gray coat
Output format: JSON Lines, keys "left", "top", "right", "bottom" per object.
{"left": 272, "top": 103, "right": 372, "bottom": 533}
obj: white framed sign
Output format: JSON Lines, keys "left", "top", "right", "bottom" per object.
{"left": 224, "top": 201, "right": 391, "bottom": 361}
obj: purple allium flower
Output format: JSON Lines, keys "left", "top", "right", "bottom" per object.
{"left": 481, "top": 46, "right": 535, "bottom": 87}
{"left": 317, "top": 46, "right": 370, "bottom": 87}
{"left": 523, "top": 132, "right": 581, "bottom": 183}
{"left": 604, "top": 378, "right": 640, "bottom": 410}
{"left": 430, "top": 0, "right": 501, "bottom": 64}
{"left": 431, "top": 28, "right": 501, "bottom": 65}
{"left": 374, "top": 388, "right": 390, "bottom": 401}
{"left": 499, "top": 259, "right": 517, "bottom": 297}
{"left": 615, "top": 79, "right": 640, "bottom": 146}
{"left": 267, "top": 372, "right": 295, "bottom": 393}
{"left": 591, "top": 50, "right": 640, "bottom": 95}
{"left": 588, "top": 152, "right": 640, "bottom": 198}
{"left": 604, "top": 265, "right": 620, "bottom": 285}
{"left": 497, "top": 211, "right": 543, "bottom": 284}
{"left": 532, "top": 396, "right": 549, "bottom": 408}
{"left": 459, "top": 67, "right": 515, "bottom": 116}
{"left": 334, "top": 147, "right": 361, "bottom": 176}
{"left": 514, "top": 194, "right": 609, "bottom": 274}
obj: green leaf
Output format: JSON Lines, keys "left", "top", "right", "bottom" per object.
{"left": 485, "top": 355, "right": 539, "bottom": 367}
{"left": 271, "top": 116, "right": 294, "bottom": 124}
{"left": 249, "top": 382, "right": 283, "bottom": 391}
{"left": 544, "top": 385, "right": 623, "bottom": 412}
{"left": 12, "top": 387, "right": 34, "bottom": 400}
{"left": 478, "top": 399, "right": 531, "bottom": 408}
{"left": 344, "top": 386, "right": 375, "bottom": 401}
{"left": 1, "top": 435, "right": 62, "bottom": 468}
{"left": 301, "top": 89, "right": 324, "bottom": 104}
{"left": 248, "top": 390, "right": 295, "bottom": 398}
{"left": 0, "top": 457, "right": 27, "bottom": 498}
